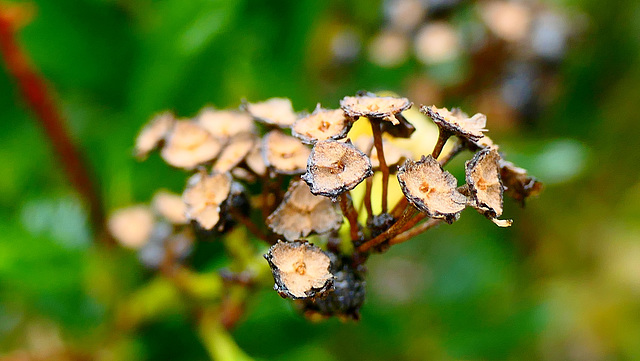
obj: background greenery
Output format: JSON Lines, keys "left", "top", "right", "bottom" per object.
{"left": 1, "top": 0, "right": 640, "bottom": 360}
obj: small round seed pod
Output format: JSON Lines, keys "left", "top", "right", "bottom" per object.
{"left": 244, "top": 98, "right": 298, "bottom": 128}
{"left": 267, "top": 180, "right": 343, "bottom": 241}
{"left": 196, "top": 108, "right": 255, "bottom": 141}
{"left": 302, "top": 139, "right": 373, "bottom": 199}
{"left": 499, "top": 159, "right": 543, "bottom": 206}
{"left": 152, "top": 190, "right": 189, "bottom": 225}
{"left": 262, "top": 130, "right": 311, "bottom": 175}
{"left": 182, "top": 170, "right": 232, "bottom": 230}
{"left": 292, "top": 105, "right": 353, "bottom": 144}
{"left": 421, "top": 105, "right": 487, "bottom": 142}
{"left": 212, "top": 133, "right": 257, "bottom": 173}
{"left": 135, "top": 111, "right": 175, "bottom": 159}
{"left": 340, "top": 92, "right": 412, "bottom": 125}
{"left": 397, "top": 155, "right": 467, "bottom": 223}
{"left": 108, "top": 206, "right": 155, "bottom": 249}
{"left": 465, "top": 148, "right": 512, "bottom": 227}
{"left": 160, "top": 121, "right": 223, "bottom": 170}
{"left": 264, "top": 240, "right": 334, "bottom": 300}
{"left": 354, "top": 136, "right": 411, "bottom": 172}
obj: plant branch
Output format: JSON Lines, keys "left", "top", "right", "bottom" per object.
{"left": 370, "top": 118, "right": 389, "bottom": 213}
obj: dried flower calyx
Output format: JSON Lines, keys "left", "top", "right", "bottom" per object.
{"left": 213, "top": 133, "right": 257, "bottom": 173}
{"left": 265, "top": 240, "right": 334, "bottom": 299}
{"left": 182, "top": 170, "right": 232, "bottom": 230}
{"left": 244, "top": 97, "right": 298, "bottom": 128}
{"left": 499, "top": 159, "right": 543, "bottom": 206}
{"left": 465, "top": 148, "right": 512, "bottom": 227}
{"left": 422, "top": 105, "right": 487, "bottom": 142}
{"left": 267, "top": 180, "right": 343, "bottom": 241}
{"left": 340, "top": 92, "right": 412, "bottom": 125}
{"left": 292, "top": 105, "right": 353, "bottom": 144}
{"left": 262, "top": 130, "right": 311, "bottom": 175}
{"left": 302, "top": 139, "right": 373, "bottom": 199}
{"left": 108, "top": 206, "right": 155, "bottom": 249}
{"left": 161, "top": 121, "right": 222, "bottom": 170}
{"left": 397, "top": 155, "right": 467, "bottom": 223}
{"left": 135, "top": 112, "right": 175, "bottom": 159}
{"left": 152, "top": 190, "right": 189, "bottom": 225}
{"left": 196, "top": 108, "right": 255, "bottom": 141}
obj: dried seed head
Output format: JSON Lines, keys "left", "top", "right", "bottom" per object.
{"left": 397, "top": 155, "right": 467, "bottom": 223}
{"left": 354, "top": 136, "right": 411, "bottom": 171}
{"left": 182, "top": 171, "right": 232, "bottom": 230}
{"left": 196, "top": 108, "right": 255, "bottom": 141}
{"left": 245, "top": 141, "right": 267, "bottom": 176}
{"left": 267, "top": 180, "right": 343, "bottom": 241}
{"left": 422, "top": 105, "right": 487, "bottom": 142}
{"left": 302, "top": 139, "right": 373, "bottom": 198}
{"left": 108, "top": 206, "right": 155, "bottom": 249}
{"left": 292, "top": 105, "right": 352, "bottom": 144}
{"left": 499, "top": 159, "right": 543, "bottom": 206}
{"left": 264, "top": 240, "right": 334, "bottom": 299}
{"left": 262, "top": 130, "right": 311, "bottom": 175}
{"left": 380, "top": 112, "right": 416, "bottom": 138}
{"left": 465, "top": 148, "right": 512, "bottom": 227}
{"left": 135, "top": 112, "right": 175, "bottom": 159}
{"left": 244, "top": 98, "right": 298, "bottom": 128}
{"left": 152, "top": 190, "right": 189, "bottom": 225}
{"left": 212, "top": 133, "right": 257, "bottom": 173}
{"left": 160, "top": 121, "right": 223, "bottom": 169}
{"left": 340, "top": 93, "right": 412, "bottom": 125}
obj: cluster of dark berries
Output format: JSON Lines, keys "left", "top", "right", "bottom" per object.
{"left": 108, "top": 92, "right": 541, "bottom": 320}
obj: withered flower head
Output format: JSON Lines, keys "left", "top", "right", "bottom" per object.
{"left": 340, "top": 93, "right": 412, "bottom": 125}
{"left": 152, "top": 190, "right": 188, "bottom": 225}
{"left": 354, "top": 136, "right": 411, "bottom": 171}
{"left": 499, "top": 159, "right": 543, "bottom": 206}
{"left": 244, "top": 98, "right": 298, "bottom": 128}
{"left": 212, "top": 133, "right": 257, "bottom": 173}
{"left": 422, "top": 105, "right": 487, "bottom": 142}
{"left": 135, "top": 111, "right": 175, "bottom": 159}
{"left": 292, "top": 105, "right": 352, "bottom": 144}
{"left": 397, "top": 155, "right": 467, "bottom": 223}
{"left": 264, "top": 240, "right": 334, "bottom": 299}
{"left": 302, "top": 139, "right": 373, "bottom": 199}
{"left": 465, "top": 148, "right": 512, "bottom": 227}
{"left": 108, "top": 206, "right": 155, "bottom": 249}
{"left": 160, "top": 121, "right": 223, "bottom": 169}
{"left": 182, "top": 170, "right": 232, "bottom": 230}
{"left": 262, "top": 130, "right": 311, "bottom": 175}
{"left": 196, "top": 108, "right": 255, "bottom": 141}
{"left": 267, "top": 180, "right": 343, "bottom": 241}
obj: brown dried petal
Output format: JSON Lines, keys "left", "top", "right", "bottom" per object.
{"left": 264, "top": 240, "right": 334, "bottom": 299}
{"left": 245, "top": 141, "right": 267, "bottom": 176}
{"left": 161, "top": 121, "right": 223, "bottom": 169}
{"left": 262, "top": 130, "right": 311, "bottom": 175}
{"left": 267, "top": 180, "right": 343, "bottom": 241}
{"left": 213, "top": 133, "right": 256, "bottom": 173}
{"left": 380, "top": 112, "right": 416, "bottom": 138}
{"left": 302, "top": 139, "right": 373, "bottom": 199}
{"left": 152, "top": 190, "right": 189, "bottom": 225}
{"left": 465, "top": 148, "right": 511, "bottom": 227}
{"left": 197, "top": 108, "right": 255, "bottom": 141}
{"left": 245, "top": 98, "right": 298, "bottom": 127}
{"left": 292, "top": 105, "right": 352, "bottom": 144}
{"left": 422, "top": 105, "right": 487, "bottom": 142}
{"left": 340, "top": 93, "right": 412, "bottom": 125}
{"left": 499, "top": 159, "right": 543, "bottom": 206}
{"left": 183, "top": 171, "right": 232, "bottom": 230}
{"left": 397, "top": 155, "right": 466, "bottom": 223}
{"left": 135, "top": 112, "right": 175, "bottom": 159}
{"left": 108, "top": 206, "right": 154, "bottom": 249}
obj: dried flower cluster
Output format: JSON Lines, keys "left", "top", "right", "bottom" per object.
{"left": 109, "top": 92, "right": 541, "bottom": 321}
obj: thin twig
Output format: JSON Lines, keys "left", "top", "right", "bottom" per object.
{"left": 357, "top": 205, "right": 417, "bottom": 253}
{"left": 388, "top": 218, "right": 441, "bottom": 245}
{"left": 364, "top": 176, "right": 373, "bottom": 221}
{"left": 340, "top": 192, "right": 361, "bottom": 242}
{"left": 370, "top": 118, "right": 389, "bottom": 213}
{"left": 438, "top": 140, "right": 464, "bottom": 167}
{"left": 431, "top": 128, "right": 451, "bottom": 159}
{"left": 390, "top": 197, "right": 408, "bottom": 219}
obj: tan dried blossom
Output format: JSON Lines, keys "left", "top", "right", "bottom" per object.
{"left": 262, "top": 130, "right": 311, "bottom": 175}
{"left": 264, "top": 240, "right": 334, "bottom": 299}
{"left": 267, "top": 180, "right": 343, "bottom": 241}
{"left": 212, "top": 133, "right": 257, "bottom": 173}
{"left": 244, "top": 98, "right": 298, "bottom": 128}
{"left": 292, "top": 105, "right": 352, "bottom": 144}
{"left": 244, "top": 141, "right": 267, "bottom": 176}
{"left": 196, "top": 108, "right": 255, "bottom": 141}
{"left": 152, "top": 190, "right": 188, "bottom": 225}
{"left": 465, "top": 148, "right": 512, "bottom": 227}
{"left": 108, "top": 206, "right": 155, "bottom": 249}
{"left": 182, "top": 171, "right": 232, "bottom": 230}
{"left": 422, "top": 105, "right": 487, "bottom": 142}
{"left": 499, "top": 159, "right": 543, "bottom": 206}
{"left": 160, "top": 121, "right": 223, "bottom": 169}
{"left": 340, "top": 93, "right": 412, "bottom": 125}
{"left": 397, "top": 155, "right": 467, "bottom": 223}
{"left": 134, "top": 111, "right": 175, "bottom": 159}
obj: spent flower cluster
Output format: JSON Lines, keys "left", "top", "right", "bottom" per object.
{"left": 109, "top": 92, "right": 541, "bottom": 321}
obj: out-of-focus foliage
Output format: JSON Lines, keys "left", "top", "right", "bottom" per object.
{"left": 1, "top": 0, "right": 640, "bottom": 360}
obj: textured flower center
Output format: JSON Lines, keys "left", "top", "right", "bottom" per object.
{"left": 318, "top": 121, "right": 330, "bottom": 132}
{"left": 419, "top": 181, "right": 433, "bottom": 195}
{"left": 293, "top": 260, "right": 306, "bottom": 275}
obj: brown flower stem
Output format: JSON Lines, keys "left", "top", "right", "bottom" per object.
{"left": 364, "top": 176, "right": 373, "bottom": 221}
{"left": 388, "top": 218, "right": 441, "bottom": 245}
{"left": 230, "top": 209, "right": 272, "bottom": 244}
{"left": 438, "top": 140, "right": 464, "bottom": 167}
{"left": 431, "top": 129, "right": 451, "bottom": 159}
{"left": 340, "top": 192, "right": 361, "bottom": 242}
{"left": 370, "top": 117, "right": 389, "bottom": 213}
{"left": 395, "top": 212, "right": 427, "bottom": 235}
{"left": 357, "top": 205, "right": 417, "bottom": 253}
{"left": 0, "top": 15, "right": 108, "bottom": 243}
{"left": 390, "top": 196, "right": 409, "bottom": 219}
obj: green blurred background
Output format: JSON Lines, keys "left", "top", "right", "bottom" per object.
{"left": 1, "top": 0, "right": 640, "bottom": 360}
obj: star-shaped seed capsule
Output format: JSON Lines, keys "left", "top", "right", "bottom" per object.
{"left": 267, "top": 180, "right": 343, "bottom": 241}
{"left": 292, "top": 105, "right": 353, "bottom": 144}
{"left": 465, "top": 148, "right": 512, "bottom": 227}
{"left": 182, "top": 170, "right": 232, "bottom": 230}
{"left": 340, "top": 92, "right": 412, "bottom": 125}
{"left": 262, "top": 130, "right": 311, "bottom": 175}
{"left": 264, "top": 240, "right": 334, "bottom": 300}
{"left": 397, "top": 155, "right": 467, "bottom": 223}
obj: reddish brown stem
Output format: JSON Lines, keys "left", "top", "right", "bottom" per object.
{"left": 363, "top": 176, "right": 373, "bottom": 221}
{"left": 370, "top": 118, "right": 389, "bottom": 213}
{"left": 438, "top": 140, "right": 464, "bottom": 167}
{"left": 390, "top": 197, "right": 409, "bottom": 219}
{"left": 431, "top": 129, "right": 451, "bottom": 160}
{"left": 0, "top": 15, "right": 107, "bottom": 242}
{"left": 388, "top": 218, "right": 441, "bottom": 245}
{"left": 339, "top": 192, "right": 361, "bottom": 242}
{"left": 357, "top": 205, "right": 417, "bottom": 253}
